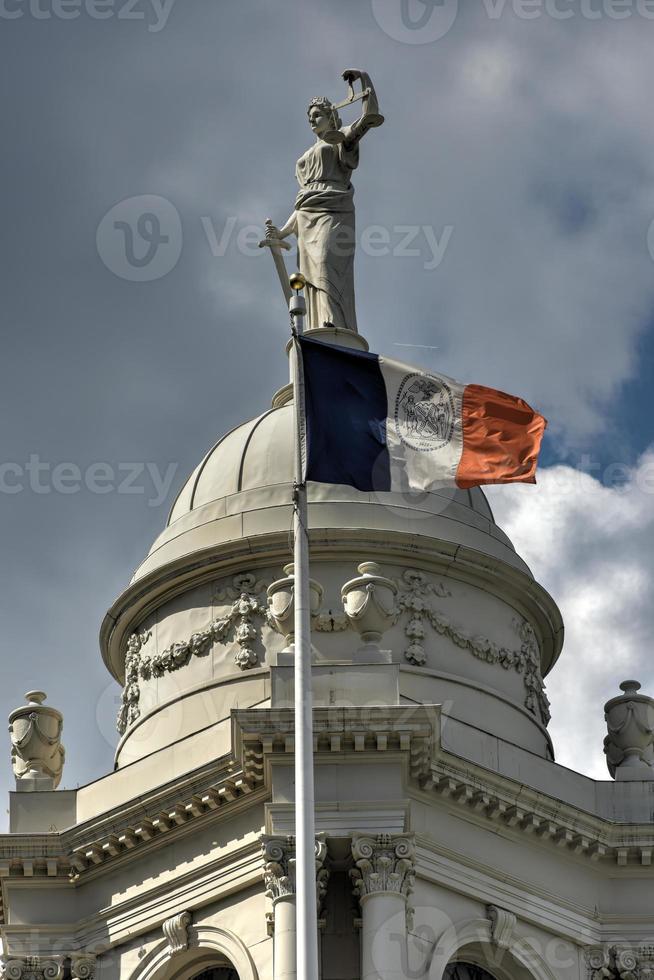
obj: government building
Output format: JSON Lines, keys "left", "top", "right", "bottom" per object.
{"left": 3, "top": 71, "right": 654, "bottom": 980}
{"left": 3, "top": 320, "right": 654, "bottom": 979}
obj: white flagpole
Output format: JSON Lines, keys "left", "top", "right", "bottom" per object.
{"left": 289, "top": 280, "right": 319, "bottom": 979}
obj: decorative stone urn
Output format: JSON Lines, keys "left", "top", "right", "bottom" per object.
{"left": 267, "top": 563, "right": 323, "bottom": 657}
{"left": 604, "top": 680, "right": 654, "bottom": 780}
{"left": 341, "top": 561, "right": 399, "bottom": 663}
{"left": 9, "top": 691, "right": 65, "bottom": 791}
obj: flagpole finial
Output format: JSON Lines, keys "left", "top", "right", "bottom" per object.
{"left": 290, "top": 271, "right": 306, "bottom": 292}
{"left": 289, "top": 276, "right": 307, "bottom": 332}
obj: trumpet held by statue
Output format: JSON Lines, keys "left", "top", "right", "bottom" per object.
{"left": 298, "top": 336, "right": 547, "bottom": 493}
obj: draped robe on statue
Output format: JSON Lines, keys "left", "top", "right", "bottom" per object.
{"left": 294, "top": 135, "right": 359, "bottom": 332}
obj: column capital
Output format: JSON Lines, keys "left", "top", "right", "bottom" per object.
{"left": 262, "top": 835, "right": 297, "bottom": 900}
{"left": 261, "top": 834, "right": 330, "bottom": 908}
{"left": 70, "top": 956, "right": 97, "bottom": 980}
{"left": 1, "top": 959, "right": 65, "bottom": 980}
{"left": 584, "top": 944, "right": 652, "bottom": 980}
{"left": 350, "top": 832, "right": 416, "bottom": 901}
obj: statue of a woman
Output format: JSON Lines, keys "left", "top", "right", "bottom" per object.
{"left": 266, "top": 70, "right": 383, "bottom": 333}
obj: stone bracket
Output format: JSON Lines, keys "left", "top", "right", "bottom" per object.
{"left": 162, "top": 911, "right": 192, "bottom": 956}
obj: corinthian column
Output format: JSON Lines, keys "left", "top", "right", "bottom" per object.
{"left": 262, "top": 835, "right": 330, "bottom": 980}
{"left": 351, "top": 833, "right": 416, "bottom": 980}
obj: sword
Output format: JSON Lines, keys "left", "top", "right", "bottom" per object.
{"left": 259, "top": 218, "right": 293, "bottom": 303}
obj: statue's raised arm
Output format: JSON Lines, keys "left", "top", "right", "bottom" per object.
{"left": 323, "top": 70, "right": 385, "bottom": 145}
{"left": 262, "top": 70, "right": 384, "bottom": 334}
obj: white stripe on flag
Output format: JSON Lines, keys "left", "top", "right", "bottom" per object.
{"left": 379, "top": 354, "right": 465, "bottom": 492}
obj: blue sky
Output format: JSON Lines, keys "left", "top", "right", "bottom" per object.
{"left": 2, "top": 0, "right": 654, "bottom": 815}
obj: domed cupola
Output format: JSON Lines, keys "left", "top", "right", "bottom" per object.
{"left": 101, "top": 349, "right": 563, "bottom": 770}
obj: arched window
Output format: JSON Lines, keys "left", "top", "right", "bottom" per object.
{"left": 445, "top": 967, "right": 499, "bottom": 980}
{"left": 190, "top": 969, "right": 239, "bottom": 980}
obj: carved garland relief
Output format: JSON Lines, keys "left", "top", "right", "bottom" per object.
{"left": 396, "top": 569, "right": 551, "bottom": 726}
{"left": 117, "top": 573, "right": 271, "bottom": 734}
{"left": 117, "top": 567, "right": 550, "bottom": 734}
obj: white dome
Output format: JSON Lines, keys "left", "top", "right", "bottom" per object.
{"left": 132, "top": 403, "right": 529, "bottom": 582}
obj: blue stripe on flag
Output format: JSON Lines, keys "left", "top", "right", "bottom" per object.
{"left": 298, "top": 336, "right": 391, "bottom": 492}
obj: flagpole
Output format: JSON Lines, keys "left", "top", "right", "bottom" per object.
{"left": 289, "top": 275, "right": 319, "bottom": 980}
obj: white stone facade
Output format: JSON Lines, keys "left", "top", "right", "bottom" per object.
{"left": 2, "top": 360, "right": 653, "bottom": 980}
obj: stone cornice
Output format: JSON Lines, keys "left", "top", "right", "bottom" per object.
{"left": 2, "top": 840, "right": 264, "bottom": 957}
{"left": 0, "top": 755, "right": 266, "bottom": 903}
{"left": 415, "top": 838, "right": 603, "bottom": 944}
{"left": 235, "top": 706, "right": 654, "bottom": 868}
{"left": 231, "top": 705, "right": 437, "bottom": 786}
{"left": 420, "top": 746, "right": 654, "bottom": 868}
{"left": 3, "top": 700, "right": 653, "bottom": 934}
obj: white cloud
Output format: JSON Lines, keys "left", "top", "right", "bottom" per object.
{"left": 487, "top": 449, "right": 654, "bottom": 778}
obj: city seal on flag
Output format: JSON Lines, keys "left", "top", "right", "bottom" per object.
{"left": 394, "top": 372, "right": 455, "bottom": 453}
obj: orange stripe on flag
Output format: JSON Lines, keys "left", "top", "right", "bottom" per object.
{"left": 456, "top": 384, "right": 547, "bottom": 489}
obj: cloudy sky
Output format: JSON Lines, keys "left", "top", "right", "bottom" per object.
{"left": 3, "top": 0, "right": 654, "bottom": 820}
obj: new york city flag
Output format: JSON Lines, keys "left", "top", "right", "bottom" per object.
{"left": 298, "top": 336, "right": 547, "bottom": 493}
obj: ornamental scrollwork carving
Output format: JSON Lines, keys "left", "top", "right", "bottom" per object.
{"left": 261, "top": 834, "right": 330, "bottom": 913}
{"left": 513, "top": 618, "right": 551, "bottom": 727}
{"left": 70, "top": 957, "right": 96, "bottom": 980}
{"left": 162, "top": 910, "right": 192, "bottom": 955}
{"left": 350, "top": 833, "right": 415, "bottom": 902}
{"left": 395, "top": 569, "right": 452, "bottom": 666}
{"left": 116, "top": 572, "right": 271, "bottom": 735}
{"left": 70, "top": 959, "right": 94, "bottom": 980}
{"left": 585, "top": 946, "right": 613, "bottom": 979}
{"left": 1, "top": 959, "right": 65, "bottom": 980}
{"left": 315, "top": 610, "right": 349, "bottom": 632}
{"left": 116, "top": 629, "right": 151, "bottom": 735}
{"left": 2, "top": 957, "right": 97, "bottom": 980}
{"left": 487, "top": 905, "right": 516, "bottom": 951}
{"left": 394, "top": 569, "right": 551, "bottom": 727}
{"left": 584, "top": 945, "right": 654, "bottom": 979}
{"left": 262, "top": 835, "right": 296, "bottom": 900}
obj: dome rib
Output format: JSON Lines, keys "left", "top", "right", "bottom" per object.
{"left": 236, "top": 407, "right": 277, "bottom": 493}
{"left": 185, "top": 415, "right": 263, "bottom": 516}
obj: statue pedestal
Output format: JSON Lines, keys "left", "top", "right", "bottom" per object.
{"left": 14, "top": 773, "right": 57, "bottom": 793}
{"left": 270, "top": 664, "right": 399, "bottom": 709}
{"left": 615, "top": 768, "right": 654, "bottom": 782}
